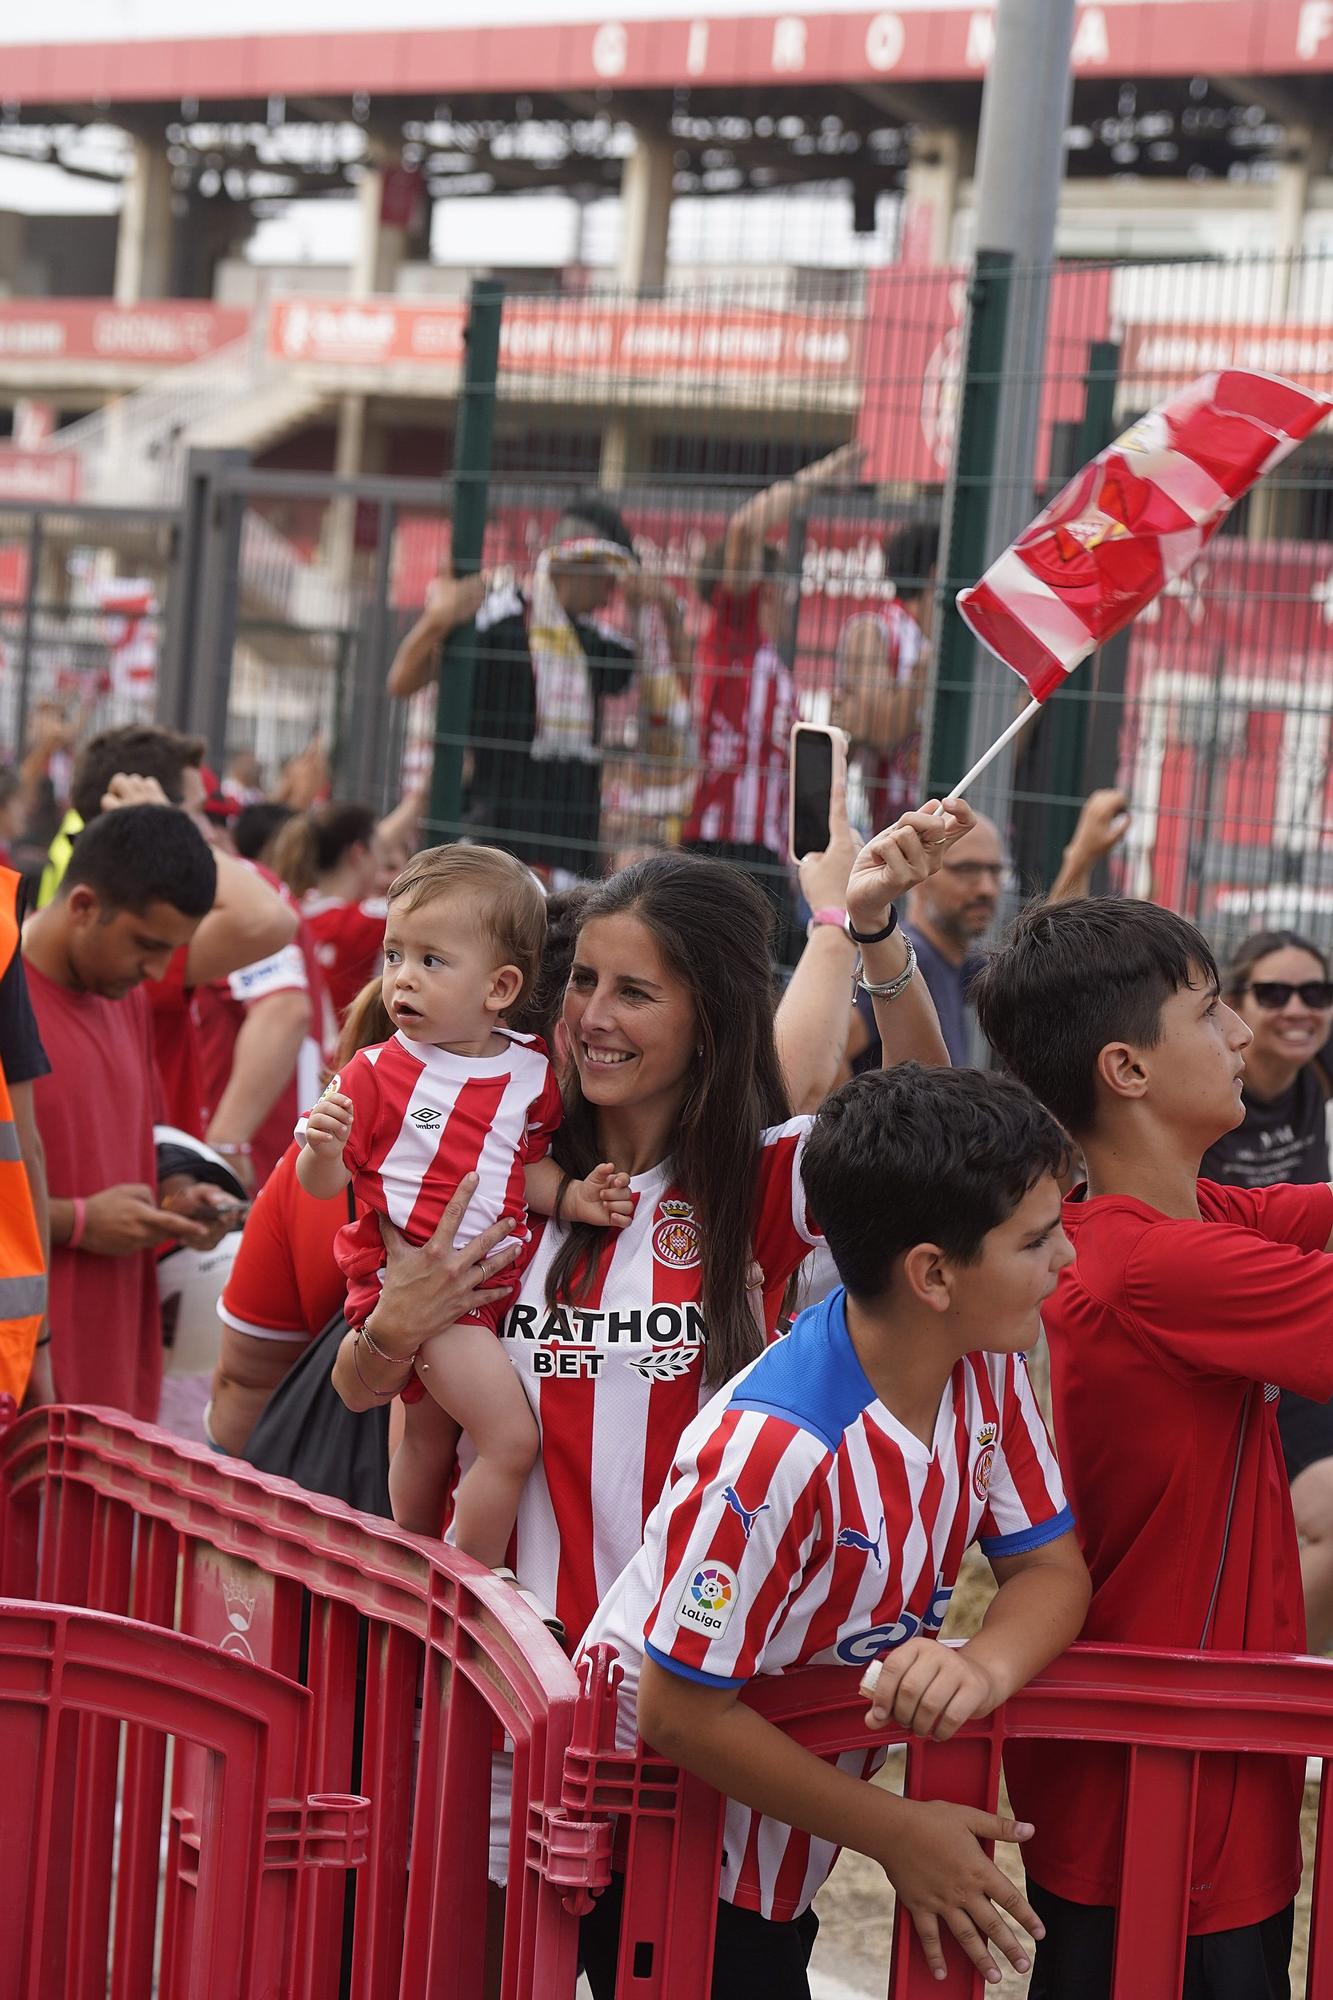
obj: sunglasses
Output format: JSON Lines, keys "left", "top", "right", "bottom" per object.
{"left": 1243, "top": 980, "right": 1333, "bottom": 1011}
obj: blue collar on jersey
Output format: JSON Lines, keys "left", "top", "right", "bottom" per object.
{"left": 728, "top": 1287, "right": 877, "bottom": 1456}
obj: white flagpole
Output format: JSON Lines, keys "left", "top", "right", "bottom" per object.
{"left": 942, "top": 696, "right": 1044, "bottom": 803}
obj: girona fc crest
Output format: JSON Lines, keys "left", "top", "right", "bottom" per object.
{"left": 652, "top": 1198, "right": 701, "bottom": 1270}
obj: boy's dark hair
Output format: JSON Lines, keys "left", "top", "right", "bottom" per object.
{"left": 554, "top": 491, "right": 635, "bottom": 555}
{"left": 62, "top": 804, "right": 216, "bottom": 920}
{"left": 802, "top": 1064, "right": 1070, "bottom": 1300}
{"left": 233, "top": 801, "right": 295, "bottom": 863}
{"left": 883, "top": 520, "right": 940, "bottom": 602}
{"left": 973, "top": 897, "right": 1219, "bottom": 1136}
{"left": 70, "top": 726, "right": 207, "bottom": 825}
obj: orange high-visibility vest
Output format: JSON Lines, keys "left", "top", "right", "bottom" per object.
{"left": 0, "top": 868, "right": 47, "bottom": 1400}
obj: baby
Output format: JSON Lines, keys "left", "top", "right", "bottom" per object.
{"left": 297, "top": 843, "right": 631, "bottom": 1624}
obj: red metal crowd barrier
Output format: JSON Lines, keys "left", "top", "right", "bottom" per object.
{"left": 8, "top": 1405, "right": 1333, "bottom": 1999}
{"left": 0, "top": 1404, "right": 591, "bottom": 2000}
{"left": 564, "top": 1641, "right": 1333, "bottom": 1998}
{"left": 0, "top": 1599, "right": 368, "bottom": 2000}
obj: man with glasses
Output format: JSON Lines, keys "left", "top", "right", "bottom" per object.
{"left": 839, "top": 788, "right": 1130, "bottom": 1071}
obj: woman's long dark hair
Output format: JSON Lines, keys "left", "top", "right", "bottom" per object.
{"left": 546, "top": 853, "right": 790, "bottom": 1385}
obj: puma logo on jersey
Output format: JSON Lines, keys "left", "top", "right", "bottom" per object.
{"left": 837, "top": 1516, "right": 886, "bottom": 1569}
{"left": 723, "top": 1486, "right": 770, "bottom": 1542}
{"left": 410, "top": 1107, "right": 444, "bottom": 1131}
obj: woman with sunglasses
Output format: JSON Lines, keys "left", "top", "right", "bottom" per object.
{"left": 1203, "top": 929, "right": 1333, "bottom": 1648}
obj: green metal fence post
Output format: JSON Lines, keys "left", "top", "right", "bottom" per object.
{"left": 924, "top": 249, "right": 1013, "bottom": 800}
{"left": 1035, "top": 336, "right": 1121, "bottom": 883}
{"left": 426, "top": 278, "right": 504, "bottom": 841}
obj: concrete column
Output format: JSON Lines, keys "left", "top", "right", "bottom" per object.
{"left": 351, "top": 159, "right": 418, "bottom": 299}
{"left": 899, "top": 130, "right": 970, "bottom": 266}
{"left": 618, "top": 132, "right": 674, "bottom": 291}
{"left": 114, "top": 136, "right": 174, "bottom": 304}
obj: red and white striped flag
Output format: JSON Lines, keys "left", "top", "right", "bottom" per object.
{"left": 957, "top": 370, "right": 1332, "bottom": 700}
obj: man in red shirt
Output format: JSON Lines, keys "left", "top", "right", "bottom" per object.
{"left": 683, "top": 443, "right": 863, "bottom": 955}
{"left": 834, "top": 518, "right": 938, "bottom": 834}
{"left": 23, "top": 806, "right": 239, "bottom": 1420}
{"left": 974, "top": 898, "right": 1331, "bottom": 2000}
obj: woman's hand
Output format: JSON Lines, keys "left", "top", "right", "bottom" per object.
{"left": 845, "top": 798, "right": 976, "bottom": 937}
{"left": 368, "top": 1171, "right": 521, "bottom": 1358}
{"left": 796, "top": 767, "right": 862, "bottom": 916}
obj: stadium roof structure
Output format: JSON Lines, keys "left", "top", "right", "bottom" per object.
{"left": 0, "top": 2, "right": 1329, "bottom": 215}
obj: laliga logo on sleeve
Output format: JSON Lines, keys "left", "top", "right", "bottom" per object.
{"left": 973, "top": 1422, "right": 997, "bottom": 1501}
{"left": 676, "top": 1562, "right": 739, "bottom": 1637}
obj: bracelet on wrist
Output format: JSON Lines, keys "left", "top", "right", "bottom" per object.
{"left": 806, "top": 905, "right": 849, "bottom": 942}
{"left": 67, "top": 1197, "right": 87, "bottom": 1251}
{"left": 359, "top": 1318, "right": 416, "bottom": 1367}
{"left": 351, "top": 1327, "right": 414, "bottom": 1399}
{"left": 852, "top": 933, "right": 918, "bottom": 1002}
{"left": 846, "top": 907, "right": 899, "bottom": 947}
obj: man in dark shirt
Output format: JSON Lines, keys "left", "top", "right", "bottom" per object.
{"left": 387, "top": 492, "right": 640, "bottom": 880}
{"left": 843, "top": 789, "right": 1131, "bottom": 1073}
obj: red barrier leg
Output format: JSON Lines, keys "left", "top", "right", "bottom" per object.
{"left": 886, "top": 1731, "right": 1006, "bottom": 1999}
{"left": 1109, "top": 1745, "right": 1194, "bottom": 1999}
{"left": 348, "top": 1619, "right": 421, "bottom": 2000}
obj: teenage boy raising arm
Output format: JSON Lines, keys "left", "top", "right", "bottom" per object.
{"left": 579, "top": 1065, "right": 1090, "bottom": 1996}
{"left": 972, "top": 897, "right": 1333, "bottom": 2000}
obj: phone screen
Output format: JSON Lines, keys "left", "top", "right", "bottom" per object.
{"left": 790, "top": 728, "right": 836, "bottom": 861}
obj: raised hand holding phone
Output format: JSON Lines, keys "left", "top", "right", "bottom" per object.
{"left": 788, "top": 723, "right": 849, "bottom": 863}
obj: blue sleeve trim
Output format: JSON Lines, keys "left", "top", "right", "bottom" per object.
{"left": 978, "top": 1503, "right": 1076, "bottom": 1560}
{"left": 643, "top": 1640, "right": 746, "bottom": 1690}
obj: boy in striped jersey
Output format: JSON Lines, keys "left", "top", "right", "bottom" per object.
{"left": 580, "top": 1065, "right": 1090, "bottom": 1995}
{"left": 298, "top": 844, "right": 632, "bottom": 1604}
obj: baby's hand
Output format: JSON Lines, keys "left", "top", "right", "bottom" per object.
{"left": 304, "top": 1090, "right": 354, "bottom": 1158}
{"left": 565, "top": 1162, "right": 636, "bottom": 1229}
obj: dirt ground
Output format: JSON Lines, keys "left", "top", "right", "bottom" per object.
{"left": 808, "top": 1546, "right": 1320, "bottom": 1997}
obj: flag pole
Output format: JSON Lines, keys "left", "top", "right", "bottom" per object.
{"left": 943, "top": 697, "right": 1044, "bottom": 803}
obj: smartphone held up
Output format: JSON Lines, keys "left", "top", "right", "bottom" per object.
{"left": 788, "top": 723, "right": 848, "bottom": 862}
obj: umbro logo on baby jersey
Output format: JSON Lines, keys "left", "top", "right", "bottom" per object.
{"left": 410, "top": 1107, "right": 444, "bottom": 1131}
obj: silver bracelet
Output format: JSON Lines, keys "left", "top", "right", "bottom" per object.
{"left": 853, "top": 933, "right": 917, "bottom": 1002}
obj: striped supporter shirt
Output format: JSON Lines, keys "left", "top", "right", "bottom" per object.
{"left": 486, "top": 1117, "right": 822, "bottom": 1649}
{"left": 579, "top": 1285, "right": 1072, "bottom": 1922}
{"left": 300, "top": 1029, "right": 562, "bottom": 1321}
{"left": 683, "top": 586, "right": 794, "bottom": 856}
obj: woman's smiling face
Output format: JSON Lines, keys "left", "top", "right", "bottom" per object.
{"left": 562, "top": 911, "right": 698, "bottom": 1120}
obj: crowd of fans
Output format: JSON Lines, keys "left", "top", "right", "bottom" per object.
{"left": 1, "top": 483, "right": 1328, "bottom": 2000}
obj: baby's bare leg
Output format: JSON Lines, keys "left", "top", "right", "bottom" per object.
{"left": 414, "top": 1319, "right": 538, "bottom": 1569}
{"left": 388, "top": 1392, "right": 461, "bottom": 1537}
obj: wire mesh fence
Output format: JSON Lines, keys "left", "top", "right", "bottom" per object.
{"left": 2, "top": 251, "right": 1332, "bottom": 961}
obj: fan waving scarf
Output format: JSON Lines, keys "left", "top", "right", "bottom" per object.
{"left": 957, "top": 370, "right": 1333, "bottom": 700}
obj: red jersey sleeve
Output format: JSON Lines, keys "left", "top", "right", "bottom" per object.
{"left": 976, "top": 1354, "right": 1074, "bottom": 1559}
{"left": 1200, "top": 1177, "right": 1333, "bottom": 1254}
{"left": 750, "top": 1117, "right": 824, "bottom": 1301}
{"left": 297, "top": 1046, "right": 382, "bottom": 1175}
{"left": 1123, "top": 1195, "right": 1333, "bottom": 1400}
{"left": 642, "top": 1404, "right": 831, "bottom": 1687}
{"left": 218, "top": 1144, "right": 345, "bottom": 1341}
{"left": 524, "top": 1051, "right": 564, "bottom": 1165}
